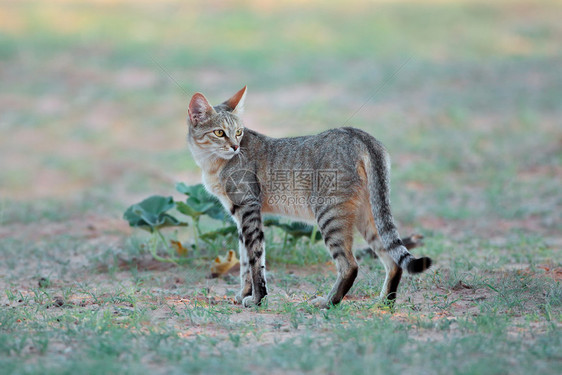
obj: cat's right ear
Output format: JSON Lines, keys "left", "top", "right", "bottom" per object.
{"left": 188, "top": 93, "right": 216, "bottom": 126}
{"left": 223, "top": 85, "right": 247, "bottom": 115}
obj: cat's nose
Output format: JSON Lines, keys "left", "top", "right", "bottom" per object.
{"left": 231, "top": 145, "right": 239, "bottom": 151}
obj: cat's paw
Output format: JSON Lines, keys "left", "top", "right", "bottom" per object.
{"left": 235, "top": 292, "right": 244, "bottom": 304}
{"left": 242, "top": 296, "right": 255, "bottom": 307}
{"left": 235, "top": 288, "right": 253, "bottom": 304}
{"left": 242, "top": 295, "right": 266, "bottom": 308}
{"left": 310, "top": 296, "right": 330, "bottom": 309}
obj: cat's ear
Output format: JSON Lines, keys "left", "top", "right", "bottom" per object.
{"left": 223, "top": 86, "right": 247, "bottom": 115}
{"left": 188, "top": 93, "right": 216, "bottom": 126}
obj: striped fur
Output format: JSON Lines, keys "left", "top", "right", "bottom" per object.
{"left": 187, "top": 87, "right": 432, "bottom": 308}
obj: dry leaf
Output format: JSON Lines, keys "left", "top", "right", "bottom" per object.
{"left": 210, "top": 250, "right": 239, "bottom": 277}
{"left": 170, "top": 240, "right": 188, "bottom": 256}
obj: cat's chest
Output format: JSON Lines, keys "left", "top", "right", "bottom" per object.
{"left": 202, "top": 172, "right": 230, "bottom": 205}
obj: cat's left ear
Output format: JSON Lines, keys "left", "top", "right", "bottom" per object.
{"left": 223, "top": 86, "right": 247, "bottom": 115}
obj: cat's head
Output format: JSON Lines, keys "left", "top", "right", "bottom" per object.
{"left": 187, "top": 86, "right": 246, "bottom": 160}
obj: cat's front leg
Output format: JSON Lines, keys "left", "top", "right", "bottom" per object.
{"left": 235, "top": 232, "right": 253, "bottom": 304}
{"left": 236, "top": 203, "right": 268, "bottom": 307}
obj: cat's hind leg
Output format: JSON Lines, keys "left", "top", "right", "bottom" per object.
{"left": 311, "top": 203, "right": 358, "bottom": 309}
{"left": 356, "top": 206, "right": 402, "bottom": 303}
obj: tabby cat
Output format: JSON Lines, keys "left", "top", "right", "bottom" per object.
{"left": 187, "top": 86, "right": 432, "bottom": 308}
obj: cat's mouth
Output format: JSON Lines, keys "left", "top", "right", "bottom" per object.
{"left": 219, "top": 149, "right": 240, "bottom": 159}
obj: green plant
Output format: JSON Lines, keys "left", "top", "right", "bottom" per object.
{"left": 123, "top": 195, "right": 186, "bottom": 232}
{"left": 123, "top": 195, "right": 188, "bottom": 263}
{"left": 123, "top": 183, "right": 323, "bottom": 264}
{"left": 175, "top": 182, "right": 234, "bottom": 248}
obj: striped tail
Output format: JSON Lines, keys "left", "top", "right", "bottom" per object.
{"left": 365, "top": 144, "right": 432, "bottom": 274}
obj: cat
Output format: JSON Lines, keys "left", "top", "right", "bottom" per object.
{"left": 187, "top": 86, "right": 432, "bottom": 308}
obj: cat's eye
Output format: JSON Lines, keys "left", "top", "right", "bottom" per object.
{"left": 213, "top": 129, "right": 225, "bottom": 137}
{"left": 235, "top": 129, "right": 243, "bottom": 136}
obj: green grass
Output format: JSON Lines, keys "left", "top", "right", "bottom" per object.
{"left": 1, "top": 278, "right": 561, "bottom": 374}
{"left": 2, "top": 223, "right": 560, "bottom": 374}
{"left": 1, "top": 0, "right": 561, "bottom": 374}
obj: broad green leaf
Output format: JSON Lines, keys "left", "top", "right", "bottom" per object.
{"left": 176, "top": 182, "right": 232, "bottom": 222}
{"left": 186, "top": 199, "right": 217, "bottom": 215}
{"left": 200, "top": 225, "right": 238, "bottom": 241}
{"left": 123, "top": 195, "right": 187, "bottom": 232}
{"left": 200, "top": 202, "right": 231, "bottom": 222}
{"left": 176, "top": 201, "right": 201, "bottom": 219}
{"left": 264, "top": 217, "right": 322, "bottom": 242}
{"left": 176, "top": 182, "right": 209, "bottom": 201}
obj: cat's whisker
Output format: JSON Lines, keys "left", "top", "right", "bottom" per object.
{"left": 237, "top": 149, "right": 248, "bottom": 163}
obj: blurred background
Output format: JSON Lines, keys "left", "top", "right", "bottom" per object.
{"left": 1, "top": 3, "right": 561, "bottom": 372}
{"left": 1, "top": 0, "right": 560, "bottom": 239}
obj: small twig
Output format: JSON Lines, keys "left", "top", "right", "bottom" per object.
{"left": 342, "top": 56, "right": 413, "bottom": 126}
{"left": 149, "top": 55, "right": 191, "bottom": 98}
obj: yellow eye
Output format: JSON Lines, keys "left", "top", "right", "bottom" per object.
{"left": 213, "top": 129, "right": 225, "bottom": 137}
{"left": 235, "top": 128, "right": 243, "bottom": 136}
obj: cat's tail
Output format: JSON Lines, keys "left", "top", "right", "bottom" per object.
{"left": 363, "top": 138, "right": 432, "bottom": 274}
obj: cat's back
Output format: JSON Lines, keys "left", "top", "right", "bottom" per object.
{"left": 241, "top": 127, "right": 382, "bottom": 167}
